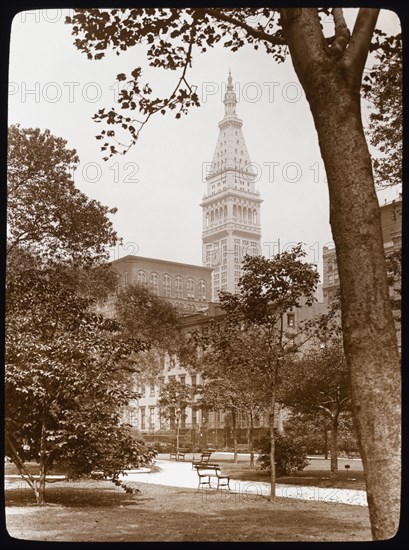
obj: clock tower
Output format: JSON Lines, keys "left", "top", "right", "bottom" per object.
{"left": 201, "top": 71, "right": 262, "bottom": 301}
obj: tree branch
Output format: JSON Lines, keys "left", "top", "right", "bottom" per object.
{"left": 204, "top": 8, "right": 286, "bottom": 45}
{"left": 330, "top": 8, "right": 351, "bottom": 58}
{"left": 343, "top": 8, "right": 380, "bottom": 87}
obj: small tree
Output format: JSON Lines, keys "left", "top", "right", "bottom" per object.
{"left": 219, "top": 245, "right": 319, "bottom": 499}
{"left": 196, "top": 317, "right": 269, "bottom": 465}
{"left": 282, "top": 330, "right": 351, "bottom": 475}
{"left": 5, "top": 126, "right": 156, "bottom": 505}
{"left": 5, "top": 259, "right": 155, "bottom": 504}
{"left": 158, "top": 379, "right": 193, "bottom": 451}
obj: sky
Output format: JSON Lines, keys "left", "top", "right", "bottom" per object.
{"left": 8, "top": 8, "right": 401, "bottom": 281}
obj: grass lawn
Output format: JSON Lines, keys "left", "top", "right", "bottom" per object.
{"left": 220, "top": 463, "right": 366, "bottom": 491}
{"left": 5, "top": 480, "right": 371, "bottom": 542}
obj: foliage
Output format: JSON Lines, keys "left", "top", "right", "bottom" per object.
{"left": 281, "top": 327, "right": 351, "bottom": 472}
{"left": 115, "top": 282, "right": 182, "bottom": 353}
{"left": 281, "top": 333, "right": 351, "bottom": 418}
{"left": 6, "top": 127, "right": 153, "bottom": 503}
{"left": 283, "top": 411, "right": 358, "bottom": 456}
{"left": 7, "top": 125, "right": 118, "bottom": 262}
{"left": 256, "top": 433, "right": 309, "bottom": 476}
{"left": 197, "top": 317, "right": 270, "bottom": 414}
{"left": 363, "top": 32, "right": 402, "bottom": 189}
{"left": 158, "top": 379, "right": 193, "bottom": 425}
{"left": 219, "top": 245, "right": 319, "bottom": 329}
{"left": 5, "top": 256, "right": 152, "bottom": 479}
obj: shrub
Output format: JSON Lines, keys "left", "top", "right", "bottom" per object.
{"left": 256, "top": 433, "right": 309, "bottom": 476}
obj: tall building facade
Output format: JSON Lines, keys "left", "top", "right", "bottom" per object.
{"left": 201, "top": 72, "right": 262, "bottom": 301}
{"left": 96, "top": 255, "right": 212, "bottom": 317}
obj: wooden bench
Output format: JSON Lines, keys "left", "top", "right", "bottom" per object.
{"left": 191, "top": 450, "right": 212, "bottom": 469}
{"left": 170, "top": 448, "right": 188, "bottom": 461}
{"left": 195, "top": 463, "right": 230, "bottom": 491}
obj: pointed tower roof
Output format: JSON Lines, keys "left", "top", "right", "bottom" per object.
{"left": 208, "top": 72, "right": 256, "bottom": 180}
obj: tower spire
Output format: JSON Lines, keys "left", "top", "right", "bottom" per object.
{"left": 224, "top": 70, "right": 237, "bottom": 116}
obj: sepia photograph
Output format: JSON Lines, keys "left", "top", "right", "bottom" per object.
{"left": 5, "top": 5, "right": 402, "bottom": 542}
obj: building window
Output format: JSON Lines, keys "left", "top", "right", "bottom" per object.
{"left": 138, "top": 270, "right": 146, "bottom": 285}
{"left": 149, "top": 380, "right": 155, "bottom": 397}
{"left": 179, "top": 375, "right": 186, "bottom": 385}
{"left": 191, "top": 375, "right": 197, "bottom": 387}
{"left": 187, "top": 278, "right": 195, "bottom": 300}
{"left": 175, "top": 276, "right": 183, "bottom": 298}
{"left": 328, "top": 274, "right": 334, "bottom": 284}
{"left": 287, "top": 313, "right": 295, "bottom": 328}
{"left": 140, "top": 408, "right": 146, "bottom": 430}
{"left": 163, "top": 274, "right": 171, "bottom": 297}
{"left": 149, "top": 407, "right": 155, "bottom": 430}
{"left": 150, "top": 272, "right": 159, "bottom": 295}
{"left": 198, "top": 280, "right": 206, "bottom": 298}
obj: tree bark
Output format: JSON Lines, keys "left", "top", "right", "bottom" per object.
{"left": 269, "top": 385, "right": 276, "bottom": 501}
{"left": 232, "top": 409, "right": 238, "bottom": 463}
{"left": 38, "top": 416, "right": 48, "bottom": 505}
{"left": 176, "top": 418, "right": 180, "bottom": 452}
{"left": 249, "top": 411, "right": 255, "bottom": 469}
{"left": 324, "top": 427, "right": 329, "bottom": 460}
{"left": 282, "top": 8, "right": 401, "bottom": 540}
{"left": 330, "top": 414, "right": 339, "bottom": 475}
{"left": 202, "top": 408, "right": 208, "bottom": 448}
{"left": 6, "top": 435, "right": 41, "bottom": 503}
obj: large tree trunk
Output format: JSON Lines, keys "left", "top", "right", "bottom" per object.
{"left": 330, "top": 414, "right": 339, "bottom": 476}
{"left": 232, "top": 409, "right": 238, "bottom": 463}
{"left": 282, "top": 8, "right": 401, "bottom": 539}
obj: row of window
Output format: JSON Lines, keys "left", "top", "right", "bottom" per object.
{"left": 123, "top": 271, "right": 207, "bottom": 295}
{"left": 205, "top": 206, "right": 258, "bottom": 227}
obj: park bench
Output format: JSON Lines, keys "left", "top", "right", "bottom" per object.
{"left": 170, "top": 448, "right": 188, "bottom": 461}
{"left": 195, "top": 463, "right": 231, "bottom": 491}
{"left": 191, "top": 450, "right": 212, "bottom": 469}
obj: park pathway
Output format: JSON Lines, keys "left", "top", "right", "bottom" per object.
{"left": 119, "top": 459, "right": 368, "bottom": 507}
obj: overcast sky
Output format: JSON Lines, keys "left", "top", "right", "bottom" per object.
{"left": 8, "top": 9, "right": 401, "bottom": 281}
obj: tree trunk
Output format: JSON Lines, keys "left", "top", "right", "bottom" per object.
{"left": 330, "top": 415, "right": 339, "bottom": 476}
{"left": 249, "top": 411, "right": 255, "bottom": 469}
{"left": 176, "top": 418, "right": 180, "bottom": 452}
{"left": 202, "top": 408, "right": 208, "bottom": 449}
{"left": 232, "top": 409, "right": 238, "bottom": 463}
{"left": 324, "top": 427, "right": 329, "bottom": 460}
{"left": 215, "top": 411, "right": 218, "bottom": 449}
{"left": 6, "top": 434, "right": 41, "bottom": 504}
{"left": 38, "top": 416, "right": 48, "bottom": 505}
{"left": 282, "top": 9, "right": 401, "bottom": 539}
{"left": 269, "top": 386, "right": 276, "bottom": 501}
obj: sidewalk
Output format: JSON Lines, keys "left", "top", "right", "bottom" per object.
{"left": 119, "top": 460, "right": 368, "bottom": 507}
